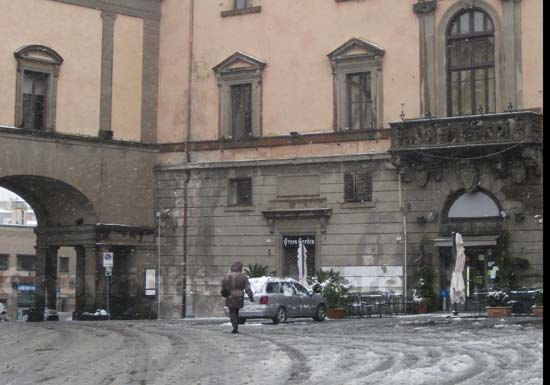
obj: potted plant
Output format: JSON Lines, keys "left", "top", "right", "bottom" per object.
{"left": 486, "top": 290, "right": 512, "bottom": 317}
{"left": 309, "top": 269, "right": 350, "bottom": 319}
{"left": 415, "top": 265, "right": 435, "bottom": 314}
{"left": 532, "top": 289, "right": 543, "bottom": 317}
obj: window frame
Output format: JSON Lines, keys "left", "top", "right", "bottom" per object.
{"left": 59, "top": 256, "right": 70, "bottom": 273}
{"left": 344, "top": 172, "right": 373, "bottom": 203}
{"left": 16, "top": 254, "right": 36, "bottom": 272}
{"left": 446, "top": 8, "right": 495, "bottom": 116}
{"left": 328, "top": 38, "right": 384, "bottom": 132}
{"left": 213, "top": 52, "right": 266, "bottom": 140}
{"left": 0, "top": 254, "right": 9, "bottom": 270}
{"left": 228, "top": 177, "right": 253, "bottom": 206}
{"left": 14, "top": 45, "right": 63, "bottom": 132}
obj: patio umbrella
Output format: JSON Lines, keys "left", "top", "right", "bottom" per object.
{"left": 297, "top": 238, "right": 309, "bottom": 286}
{"left": 450, "top": 232, "right": 466, "bottom": 306}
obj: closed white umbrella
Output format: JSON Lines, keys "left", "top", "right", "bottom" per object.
{"left": 297, "top": 239, "right": 309, "bottom": 286}
{"left": 450, "top": 232, "right": 466, "bottom": 308}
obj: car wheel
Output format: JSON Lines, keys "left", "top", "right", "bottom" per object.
{"left": 313, "top": 305, "right": 326, "bottom": 322}
{"left": 272, "top": 307, "right": 287, "bottom": 324}
{"left": 238, "top": 317, "right": 246, "bottom": 325}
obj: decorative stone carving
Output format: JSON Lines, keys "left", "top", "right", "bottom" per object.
{"left": 414, "top": 167, "right": 430, "bottom": 188}
{"left": 510, "top": 160, "right": 527, "bottom": 184}
{"left": 493, "top": 159, "right": 508, "bottom": 178}
{"left": 459, "top": 163, "right": 478, "bottom": 193}
{"left": 413, "top": 1, "right": 437, "bottom": 15}
{"left": 432, "top": 168, "right": 444, "bottom": 182}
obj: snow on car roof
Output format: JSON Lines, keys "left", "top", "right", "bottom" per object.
{"left": 249, "top": 276, "right": 309, "bottom": 293}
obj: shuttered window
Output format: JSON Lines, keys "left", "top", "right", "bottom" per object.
{"left": 22, "top": 71, "right": 49, "bottom": 130}
{"left": 344, "top": 173, "right": 372, "bottom": 202}
{"left": 231, "top": 83, "right": 253, "bottom": 140}
{"left": 229, "top": 178, "right": 253, "bottom": 206}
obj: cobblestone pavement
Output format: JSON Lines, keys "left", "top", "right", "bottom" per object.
{"left": 0, "top": 314, "right": 543, "bottom": 385}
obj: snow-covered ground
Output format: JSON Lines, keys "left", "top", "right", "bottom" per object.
{"left": 0, "top": 314, "right": 542, "bottom": 385}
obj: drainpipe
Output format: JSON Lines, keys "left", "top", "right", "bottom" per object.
{"left": 399, "top": 173, "right": 408, "bottom": 298}
{"left": 182, "top": 0, "right": 195, "bottom": 317}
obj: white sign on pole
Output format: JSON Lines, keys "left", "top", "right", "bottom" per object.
{"left": 103, "top": 252, "right": 113, "bottom": 268}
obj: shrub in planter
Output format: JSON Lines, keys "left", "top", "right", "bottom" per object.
{"left": 486, "top": 290, "right": 512, "bottom": 317}
{"left": 415, "top": 265, "right": 435, "bottom": 312}
{"left": 533, "top": 289, "right": 543, "bottom": 317}
{"left": 309, "top": 269, "right": 350, "bottom": 318}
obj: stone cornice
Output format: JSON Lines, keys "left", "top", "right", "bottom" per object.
{"left": 48, "top": 0, "right": 161, "bottom": 20}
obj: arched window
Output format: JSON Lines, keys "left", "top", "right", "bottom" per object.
{"left": 446, "top": 9, "right": 495, "bottom": 116}
{"left": 447, "top": 191, "right": 500, "bottom": 219}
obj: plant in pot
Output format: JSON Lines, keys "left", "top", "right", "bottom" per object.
{"left": 486, "top": 290, "right": 512, "bottom": 318}
{"left": 414, "top": 265, "right": 435, "bottom": 314}
{"left": 309, "top": 269, "right": 350, "bottom": 319}
{"left": 532, "top": 289, "right": 543, "bottom": 317}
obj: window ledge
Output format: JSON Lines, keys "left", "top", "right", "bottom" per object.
{"left": 225, "top": 206, "right": 256, "bottom": 212}
{"left": 339, "top": 201, "right": 376, "bottom": 209}
{"left": 221, "top": 6, "right": 262, "bottom": 17}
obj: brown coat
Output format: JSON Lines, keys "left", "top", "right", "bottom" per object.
{"left": 222, "top": 271, "right": 253, "bottom": 309}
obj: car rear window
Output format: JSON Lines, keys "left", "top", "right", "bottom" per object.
{"left": 266, "top": 282, "right": 281, "bottom": 293}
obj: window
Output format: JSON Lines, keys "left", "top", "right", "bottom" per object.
{"left": 14, "top": 45, "right": 63, "bottom": 132}
{"left": 229, "top": 178, "right": 252, "bottom": 206}
{"left": 344, "top": 172, "right": 372, "bottom": 202}
{"left": 0, "top": 255, "right": 8, "bottom": 270}
{"left": 59, "top": 257, "right": 70, "bottom": 273}
{"left": 446, "top": 9, "right": 495, "bottom": 116}
{"left": 213, "top": 52, "right": 266, "bottom": 140}
{"left": 266, "top": 282, "right": 281, "bottom": 294}
{"left": 234, "top": 0, "right": 250, "bottom": 9}
{"left": 281, "top": 282, "right": 296, "bottom": 296}
{"left": 347, "top": 72, "right": 374, "bottom": 130}
{"left": 447, "top": 191, "right": 500, "bottom": 219}
{"left": 328, "top": 38, "right": 384, "bottom": 131}
{"left": 231, "top": 83, "right": 252, "bottom": 139}
{"left": 17, "top": 255, "right": 36, "bottom": 271}
{"left": 293, "top": 283, "right": 309, "bottom": 296}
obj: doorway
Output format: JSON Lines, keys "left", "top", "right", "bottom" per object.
{"left": 281, "top": 235, "right": 316, "bottom": 280}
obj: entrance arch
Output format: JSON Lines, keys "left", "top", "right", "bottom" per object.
{"left": 0, "top": 175, "right": 99, "bottom": 319}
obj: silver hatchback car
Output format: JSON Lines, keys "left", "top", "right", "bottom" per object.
{"left": 223, "top": 277, "right": 327, "bottom": 324}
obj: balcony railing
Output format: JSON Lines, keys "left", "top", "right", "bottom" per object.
{"left": 389, "top": 111, "right": 542, "bottom": 149}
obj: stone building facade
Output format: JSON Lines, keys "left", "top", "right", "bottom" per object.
{"left": 0, "top": 0, "right": 543, "bottom": 318}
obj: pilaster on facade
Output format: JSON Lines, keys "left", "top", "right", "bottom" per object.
{"left": 414, "top": 1, "right": 437, "bottom": 117}
{"left": 99, "top": 11, "right": 116, "bottom": 139}
{"left": 500, "top": 0, "right": 523, "bottom": 110}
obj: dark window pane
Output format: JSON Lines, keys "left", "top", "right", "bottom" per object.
{"left": 344, "top": 173, "right": 355, "bottom": 202}
{"left": 231, "top": 83, "right": 252, "bottom": 140}
{"left": 450, "top": 20, "right": 458, "bottom": 36}
{"left": 450, "top": 71, "right": 460, "bottom": 116}
{"left": 17, "top": 255, "right": 36, "bottom": 271}
{"left": 355, "top": 173, "right": 372, "bottom": 202}
{"left": 347, "top": 72, "right": 373, "bottom": 130}
{"left": 488, "top": 68, "right": 495, "bottom": 113}
{"left": 474, "top": 69, "right": 486, "bottom": 113}
{"left": 230, "top": 178, "right": 252, "bottom": 206}
{"left": 22, "top": 71, "right": 48, "bottom": 130}
{"left": 363, "top": 72, "right": 373, "bottom": 128}
{"left": 59, "top": 257, "right": 70, "bottom": 273}
{"left": 0, "top": 255, "right": 8, "bottom": 270}
{"left": 461, "top": 71, "right": 472, "bottom": 115}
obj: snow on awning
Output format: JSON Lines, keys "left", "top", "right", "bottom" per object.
{"left": 434, "top": 235, "right": 500, "bottom": 247}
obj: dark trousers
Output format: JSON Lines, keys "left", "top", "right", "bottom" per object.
{"left": 229, "top": 308, "right": 240, "bottom": 330}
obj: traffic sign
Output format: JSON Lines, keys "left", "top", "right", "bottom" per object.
{"left": 103, "top": 252, "right": 113, "bottom": 267}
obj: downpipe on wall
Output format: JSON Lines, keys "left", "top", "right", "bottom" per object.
{"left": 398, "top": 171, "right": 408, "bottom": 299}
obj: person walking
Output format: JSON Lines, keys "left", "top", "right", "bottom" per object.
{"left": 221, "top": 261, "right": 253, "bottom": 334}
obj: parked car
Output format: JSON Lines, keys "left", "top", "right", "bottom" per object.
{"left": 44, "top": 308, "right": 59, "bottom": 321}
{"left": 224, "top": 277, "right": 327, "bottom": 324}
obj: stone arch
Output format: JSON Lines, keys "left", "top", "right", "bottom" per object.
{"left": 0, "top": 175, "right": 97, "bottom": 226}
{"left": 442, "top": 187, "right": 503, "bottom": 221}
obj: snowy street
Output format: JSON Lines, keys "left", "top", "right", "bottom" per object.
{"left": 0, "top": 315, "right": 543, "bottom": 385}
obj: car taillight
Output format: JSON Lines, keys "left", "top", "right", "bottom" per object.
{"left": 259, "top": 295, "right": 269, "bottom": 305}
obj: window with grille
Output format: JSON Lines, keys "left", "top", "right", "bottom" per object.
{"left": 347, "top": 72, "right": 374, "bottom": 130}
{"left": 344, "top": 172, "right": 372, "bottom": 202}
{"left": 59, "top": 257, "right": 70, "bottom": 273}
{"left": 446, "top": 9, "right": 495, "bottom": 116}
{"left": 231, "top": 83, "right": 253, "bottom": 139}
{"left": 0, "top": 255, "right": 8, "bottom": 270}
{"left": 229, "top": 178, "right": 252, "bottom": 206}
{"left": 17, "top": 254, "right": 36, "bottom": 271}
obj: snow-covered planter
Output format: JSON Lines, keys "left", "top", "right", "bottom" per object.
{"left": 309, "top": 269, "right": 350, "bottom": 318}
{"left": 486, "top": 291, "right": 512, "bottom": 318}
